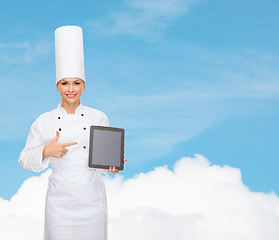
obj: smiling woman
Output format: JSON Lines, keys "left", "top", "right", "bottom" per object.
{"left": 18, "top": 25, "right": 126, "bottom": 240}
{"left": 56, "top": 78, "right": 85, "bottom": 114}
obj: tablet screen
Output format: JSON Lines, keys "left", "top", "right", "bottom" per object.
{"left": 88, "top": 126, "right": 125, "bottom": 170}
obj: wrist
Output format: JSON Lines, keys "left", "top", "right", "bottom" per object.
{"left": 43, "top": 145, "right": 49, "bottom": 160}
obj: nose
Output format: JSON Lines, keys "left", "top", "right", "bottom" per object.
{"left": 69, "top": 84, "right": 74, "bottom": 92}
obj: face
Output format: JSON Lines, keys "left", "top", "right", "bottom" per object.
{"left": 56, "top": 77, "right": 85, "bottom": 105}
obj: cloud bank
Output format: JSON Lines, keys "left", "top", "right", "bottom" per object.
{"left": 0, "top": 171, "right": 49, "bottom": 239}
{"left": 1, "top": 155, "right": 279, "bottom": 240}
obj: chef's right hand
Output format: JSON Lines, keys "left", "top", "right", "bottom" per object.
{"left": 42, "top": 131, "right": 77, "bottom": 160}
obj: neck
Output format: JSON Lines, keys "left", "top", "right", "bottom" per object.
{"left": 61, "top": 100, "right": 81, "bottom": 114}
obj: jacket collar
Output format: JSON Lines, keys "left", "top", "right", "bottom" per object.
{"left": 57, "top": 101, "right": 84, "bottom": 115}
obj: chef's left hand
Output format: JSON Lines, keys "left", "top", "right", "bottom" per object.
{"left": 109, "top": 157, "right": 127, "bottom": 174}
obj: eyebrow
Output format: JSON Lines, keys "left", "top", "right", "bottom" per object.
{"left": 61, "top": 80, "right": 82, "bottom": 83}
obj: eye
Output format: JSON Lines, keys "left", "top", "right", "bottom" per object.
{"left": 75, "top": 82, "right": 81, "bottom": 85}
{"left": 61, "top": 82, "right": 67, "bottom": 85}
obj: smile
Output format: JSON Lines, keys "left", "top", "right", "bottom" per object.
{"left": 66, "top": 94, "right": 76, "bottom": 98}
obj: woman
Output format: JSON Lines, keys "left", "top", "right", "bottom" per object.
{"left": 18, "top": 26, "right": 125, "bottom": 240}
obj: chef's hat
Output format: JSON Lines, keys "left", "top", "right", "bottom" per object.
{"left": 55, "top": 25, "right": 85, "bottom": 84}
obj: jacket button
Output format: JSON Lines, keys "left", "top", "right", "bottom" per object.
{"left": 83, "top": 146, "right": 86, "bottom": 149}
{"left": 59, "top": 128, "right": 61, "bottom": 131}
{"left": 81, "top": 114, "right": 84, "bottom": 116}
{"left": 84, "top": 127, "right": 86, "bottom": 130}
{"left": 58, "top": 117, "right": 61, "bottom": 119}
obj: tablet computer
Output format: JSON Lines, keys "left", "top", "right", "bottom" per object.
{"left": 88, "top": 126, "right": 125, "bottom": 170}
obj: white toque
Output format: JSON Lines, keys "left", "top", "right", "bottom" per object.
{"left": 55, "top": 25, "right": 85, "bottom": 84}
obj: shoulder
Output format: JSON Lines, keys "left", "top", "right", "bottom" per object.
{"left": 82, "top": 105, "right": 108, "bottom": 118}
{"left": 31, "top": 108, "right": 57, "bottom": 128}
{"left": 82, "top": 105, "right": 109, "bottom": 126}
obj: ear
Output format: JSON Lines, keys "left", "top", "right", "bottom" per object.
{"left": 56, "top": 83, "right": 60, "bottom": 92}
{"left": 82, "top": 81, "right": 86, "bottom": 91}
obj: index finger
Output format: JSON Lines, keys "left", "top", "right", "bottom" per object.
{"left": 62, "top": 142, "right": 78, "bottom": 147}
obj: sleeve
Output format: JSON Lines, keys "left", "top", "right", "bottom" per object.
{"left": 100, "top": 114, "right": 110, "bottom": 128}
{"left": 18, "top": 119, "right": 49, "bottom": 172}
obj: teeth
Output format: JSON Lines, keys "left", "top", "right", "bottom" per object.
{"left": 67, "top": 94, "right": 76, "bottom": 97}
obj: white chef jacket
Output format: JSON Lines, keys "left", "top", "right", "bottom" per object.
{"left": 19, "top": 102, "right": 109, "bottom": 240}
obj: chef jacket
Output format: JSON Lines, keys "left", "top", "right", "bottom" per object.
{"left": 19, "top": 102, "right": 109, "bottom": 240}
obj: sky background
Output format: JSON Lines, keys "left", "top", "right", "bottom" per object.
{"left": 1, "top": 0, "right": 279, "bottom": 239}
{"left": 0, "top": 0, "right": 279, "bottom": 218}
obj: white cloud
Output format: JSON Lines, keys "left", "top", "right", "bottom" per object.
{"left": 88, "top": 0, "right": 200, "bottom": 39}
{"left": 1, "top": 155, "right": 279, "bottom": 239}
{"left": 130, "top": 0, "right": 191, "bottom": 16}
{"left": 0, "top": 171, "right": 50, "bottom": 239}
{"left": 0, "top": 40, "right": 52, "bottom": 64}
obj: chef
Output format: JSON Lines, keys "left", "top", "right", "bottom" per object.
{"left": 18, "top": 25, "right": 126, "bottom": 240}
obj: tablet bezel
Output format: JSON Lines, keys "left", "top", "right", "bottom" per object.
{"left": 88, "top": 126, "right": 125, "bottom": 170}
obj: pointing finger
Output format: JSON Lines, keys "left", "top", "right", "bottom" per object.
{"left": 62, "top": 142, "right": 78, "bottom": 147}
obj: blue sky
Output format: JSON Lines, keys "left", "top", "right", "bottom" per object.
{"left": 0, "top": 0, "right": 279, "bottom": 199}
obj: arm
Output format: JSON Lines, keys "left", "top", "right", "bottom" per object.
{"left": 18, "top": 119, "right": 49, "bottom": 172}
